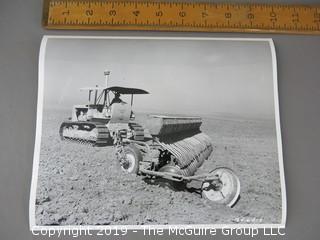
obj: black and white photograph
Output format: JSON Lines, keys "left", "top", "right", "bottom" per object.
{"left": 29, "top": 36, "right": 286, "bottom": 229}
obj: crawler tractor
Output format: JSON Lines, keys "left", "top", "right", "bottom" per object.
{"left": 59, "top": 71, "right": 240, "bottom": 207}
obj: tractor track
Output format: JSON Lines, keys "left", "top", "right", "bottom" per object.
{"left": 59, "top": 121, "right": 111, "bottom": 147}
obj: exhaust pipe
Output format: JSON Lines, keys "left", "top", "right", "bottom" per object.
{"left": 104, "top": 70, "right": 110, "bottom": 88}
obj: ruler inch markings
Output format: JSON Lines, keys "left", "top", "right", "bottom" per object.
{"left": 44, "top": 0, "right": 320, "bottom": 34}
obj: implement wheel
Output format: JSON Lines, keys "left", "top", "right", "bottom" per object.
{"left": 120, "top": 144, "right": 142, "bottom": 174}
{"left": 201, "top": 167, "right": 240, "bottom": 207}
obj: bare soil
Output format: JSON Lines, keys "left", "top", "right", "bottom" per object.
{"left": 35, "top": 108, "right": 282, "bottom": 225}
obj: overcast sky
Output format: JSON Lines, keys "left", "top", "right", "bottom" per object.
{"left": 43, "top": 37, "right": 276, "bottom": 119}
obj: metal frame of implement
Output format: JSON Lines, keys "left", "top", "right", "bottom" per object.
{"left": 43, "top": 0, "right": 320, "bottom": 34}
{"left": 120, "top": 137, "right": 215, "bottom": 183}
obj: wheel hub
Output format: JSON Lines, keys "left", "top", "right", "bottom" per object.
{"left": 203, "top": 179, "right": 223, "bottom": 191}
{"left": 121, "top": 153, "right": 135, "bottom": 172}
{"left": 121, "top": 158, "right": 131, "bottom": 169}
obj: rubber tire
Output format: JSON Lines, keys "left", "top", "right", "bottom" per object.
{"left": 121, "top": 144, "right": 142, "bottom": 174}
{"left": 201, "top": 167, "right": 240, "bottom": 207}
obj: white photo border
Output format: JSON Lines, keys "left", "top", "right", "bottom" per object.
{"left": 29, "top": 35, "right": 286, "bottom": 230}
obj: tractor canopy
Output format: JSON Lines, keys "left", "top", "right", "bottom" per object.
{"left": 79, "top": 86, "right": 148, "bottom": 107}
{"left": 106, "top": 86, "right": 149, "bottom": 95}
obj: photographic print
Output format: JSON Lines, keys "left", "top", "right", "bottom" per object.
{"left": 30, "top": 36, "right": 286, "bottom": 229}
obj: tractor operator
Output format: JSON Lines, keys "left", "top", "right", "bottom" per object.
{"left": 110, "top": 92, "right": 123, "bottom": 105}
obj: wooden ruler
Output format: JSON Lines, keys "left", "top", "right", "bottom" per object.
{"left": 43, "top": 0, "right": 320, "bottom": 34}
